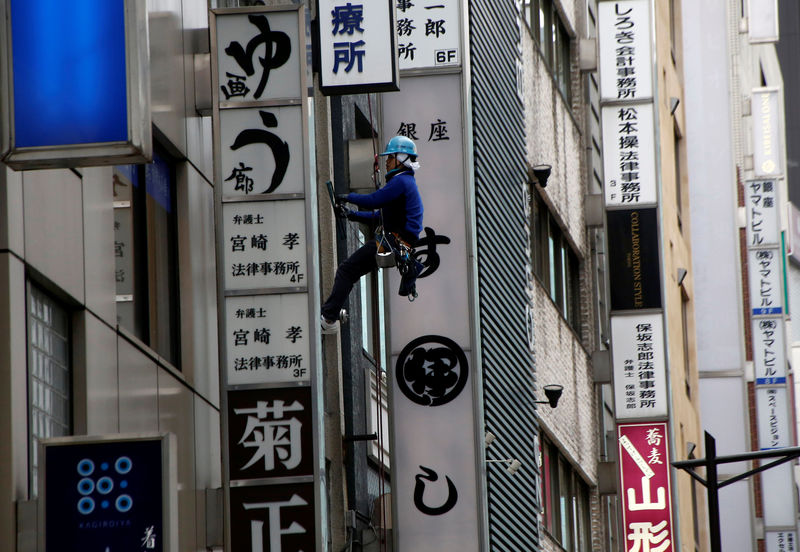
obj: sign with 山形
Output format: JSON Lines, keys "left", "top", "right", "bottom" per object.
{"left": 747, "top": 247, "right": 783, "bottom": 315}
{"left": 222, "top": 200, "right": 307, "bottom": 291}
{"left": 225, "top": 294, "right": 311, "bottom": 385}
{"left": 2, "top": 0, "right": 151, "bottom": 169}
{"left": 317, "top": 0, "right": 399, "bottom": 94}
{"left": 618, "top": 422, "right": 674, "bottom": 552}
{"left": 749, "top": 0, "right": 779, "bottom": 43}
{"left": 40, "top": 434, "right": 176, "bottom": 552}
{"left": 746, "top": 179, "right": 780, "bottom": 246}
{"left": 607, "top": 208, "right": 662, "bottom": 311}
{"left": 394, "top": 0, "right": 462, "bottom": 70}
{"left": 752, "top": 318, "right": 787, "bottom": 385}
{"left": 597, "top": 0, "right": 653, "bottom": 101}
{"left": 752, "top": 88, "right": 783, "bottom": 178}
{"left": 601, "top": 104, "right": 657, "bottom": 206}
{"left": 611, "top": 313, "right": 668, "bottom": 419}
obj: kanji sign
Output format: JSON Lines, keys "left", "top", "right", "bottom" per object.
{"left": 746, "top": 179, "right": 780, "bottom": 246}
{"left": 598, "top": 0, "right": 653, "bottom": 101}
{"left": 394, "top": 0, "right": 461, "bottom": 70}
{"left": 601, "top": 104, "right": 657, "bottom": 207}
{"left": 752, "top": 317, "right": 787, "bottom": 385}
{"left": 747, "top": 247, "right": 783, "bottom": 315}
{"left": 618, "top": 422, "right": 674, "bottom": 552}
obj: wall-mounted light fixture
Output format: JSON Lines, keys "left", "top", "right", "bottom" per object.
{"left": 529, "top": 164, "right": 552, "bottom": 188}
{"left": 486, "top": 458, "right": 522, "bottom": 474}
{"left": 534, "top": 384, "right": 564, "bottom": 408}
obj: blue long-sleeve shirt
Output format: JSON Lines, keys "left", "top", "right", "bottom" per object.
{"left": 346, "top": 169, "right": 423, "bottom": 243}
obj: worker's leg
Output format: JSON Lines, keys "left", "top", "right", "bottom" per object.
{"left": 321, "top": 240, "right": 378, "bottom": 321}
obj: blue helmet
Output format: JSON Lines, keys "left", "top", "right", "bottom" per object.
{"left": 379, "top": 135, "right": 418, "bottom": 158}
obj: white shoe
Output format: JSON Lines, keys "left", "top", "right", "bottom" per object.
{"left": 321, "top": 315, "right": 340, "bottom": 334}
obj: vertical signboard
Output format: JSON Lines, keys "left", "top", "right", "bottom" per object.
{"left": 767, "top": 532, "right": 798, "bottom": 552}
{"left": 746, "top": 179, "right": 780, "bottom": 246}
{"left": 752, "top": 88, "right": 783, "bottom": 178}
{"left": 618, "top": 422, "right": 675, "bottom": 552}
{"left": 597, "top": 0, "right": 653, "bottom": 101}
{"left": 606, "top": 208, "right": 662, "bottom": 310}
{"left": 601, "top": 103, "right": 658, "bottom": 206}
{"left": 212, "top": 6, "right": 322, "bottom": 552}
{"left": 748, "top": 247, "right": 783, "bottom": 315}
{"left": 749, "top": 0, "right": 779, "bottom": 43}
{"left": 40, "top": 434, "right": 176, "bottom": 552}
{"left": 2, "top": 0, "right": 151, "bottom": 169}
{"left": 383, "top": 71, "right": 483, "bottom": 548}
{"left": 317, "top": 0, "right": 399, "bottom": 94}
{"left": 394, "top": 0, "right": 462, "bottom": 70}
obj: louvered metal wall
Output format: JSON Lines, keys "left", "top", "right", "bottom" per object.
{"left": 469, "top": 1, "right": 542, "bottom": 549}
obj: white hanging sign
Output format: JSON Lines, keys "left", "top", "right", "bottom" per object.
{"left": 598, "top": 0, "right": 653, "bottom": 101}
{"left": 756, "top": 387, "right": 792, "bottom": 450}
{"left": 752, "top": 317, "right": 787, "bottom": 386}
{"left": 395, "top": 0, "right": 461, "bottom": 70}
{"left": 746, "top": 179, "right": 780, "bottom": 246}
{"left": 747, "top": 247, "right": 783, "bottom": 316}
{"left": 611, "top": 313, "right": 668, "bottom": 419}
{"left": 752, "top": 88, "right": 783, "bottom": 178}
{"left": 601, "top": 103, "right": 657, "bottom": 207}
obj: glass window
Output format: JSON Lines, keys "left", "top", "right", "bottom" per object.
{"left": 556, "top": 19, "right": 572, "bottom": 101}
{"left": 539, "top": 0, "right": 554, "bottom": 66}
{"left": 27, "top": 283, "right": 71, "bottom": 496}
{"left": 114, "top": 148, "right": 181, "bottom": 365}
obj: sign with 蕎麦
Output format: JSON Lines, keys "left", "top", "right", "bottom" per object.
{"left": 222, "top": 200, "right": 307, "bottom": 291}
{"left": 747, "top": 247, "right": 783, "bottom": 316}
{"left": 317, "top": 0, "right": 399, "bottom": 94}
{"left": 618, "top": 422, "right": 674, "bottom": 552}
{"left": 611, "top": 313, "right": 668, "bottom": 419}
{"left": 3, "top": 0, "right": 151, "bottom": 169}
{"left": 746, "top": 179, "right": 780, "bottom": 246}
{"left": 395, "top": 0, "right": 461, "bottom": 70}
{"left": 601, "top": 104, "right": 657, "bottom": 206}
{"left": 225, "top": 294, "right": 311, "bottom": 385}
{"left": 752, "top": 88, "right": 783, "bottom": 178}
{"left": 598, "top": 0, "right": 653, "bottom": 101}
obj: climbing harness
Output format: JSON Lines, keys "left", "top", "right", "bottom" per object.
{"left": 374, "top": 227, "right": 419, "bottom": 301}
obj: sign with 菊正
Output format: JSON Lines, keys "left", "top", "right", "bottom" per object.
{"left": 225, "top": 294, "right": 311, "bottom": 385}
{"left": 317, "top": 0, "right": 399, "bottom": 94}
{"left": 747, "top": 247, "right": 783, "bottom": 315}
{"left": 601, "top": 104, "right": 657, "bottom": 207}
{"left": 222, "top": 200, "right": 307, "bottom": 291}
{"left": 597, "top": 0, "right": 653, "bottom": 102}
{"left": 394, "top": 0, "right": 461, "bottom": 70}
{"left": 41, "top": 434, "right": 175, "bottom": 552}
{"left": 746, "top": 179, "right": 780, "bottom": 246}
{"left": 611, "top": 313, "right": 667, "bottom": 419}
{"left": 618, "top": 422, "right": 674, "bottom": 552}
{"left": 607, "top": 208, "right": 662, "bottom": 311}
{"left": 752, "top": 88, "right": 783, "bottom": 178}
{"left": 3, "top": 0, "right": 151, "bottom": 169}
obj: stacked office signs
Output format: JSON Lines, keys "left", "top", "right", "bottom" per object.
{"left": 383, "top": 0, "right": 486, "bottom": 549}
{"left": 211, "top": 6, "right": 324, "bottom": 551}
{"left": 747, "top": 87, "right": 798, "bottom": 546}
{"left": 598, "top": 1, "right": 675, "bottom": 550}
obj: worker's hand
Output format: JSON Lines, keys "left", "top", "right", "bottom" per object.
{"left": 336, "top": 194, "right": 350, "bottom": 204}
{"left": 335, "top": 204, "right": 351, "bottom": 219}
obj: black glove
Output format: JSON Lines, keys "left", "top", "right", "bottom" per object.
{"left": 335, "top": 204, "right": 351, "bottom": 219}
{"left": 336, "top": 194, "right": 350, "bottom": 204}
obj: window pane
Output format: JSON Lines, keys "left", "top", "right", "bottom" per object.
{"left": 558, "top": 457, "right": 572, "bottom": 548}
{"left": 558, "top": 20, "right": 571, "bottom": 101}
{"left": 27, "top": 284, "right": 71, "bottom": 496}
{"left": 540, "top": 0, "right": 553, "bottom": 65}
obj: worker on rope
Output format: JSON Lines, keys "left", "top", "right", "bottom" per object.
{"left": 321, "top": 135, "right": 424, "bottom": 334}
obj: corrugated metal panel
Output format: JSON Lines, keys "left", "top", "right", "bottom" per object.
{"left": 470, "top": 0, "right": 542, "bottom": 548}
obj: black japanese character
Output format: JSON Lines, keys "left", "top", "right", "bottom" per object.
{"left": 230, "top": 110, "right": 290, "bottom": 194}
{"left": 224, "top": 15, "right": 291, "bottom": 99}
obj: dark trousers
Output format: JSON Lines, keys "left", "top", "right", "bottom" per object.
{"left": 321, "top": 240, "right": 378, "bottom": 321}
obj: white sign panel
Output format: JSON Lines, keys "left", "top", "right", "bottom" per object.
{"left": 222, "top": 200, "right": 307, "bottom": 290}
{"left": 746, "top": 179, "right": 780, "bottom": 246}
{"left": 749, "top": 0, "right": 779, "bottom": 43}
{"left": 756, "top": 387, "right": 792, "bottom": 450}
{"left": 598, "top": 0, "right": 653, "bottom": 101}
{"left": 752, "top": 318, "right": 787, "bottom": 385}
{"left": 767, "top": 532, "right": 798, "bottom": 552}
{"left": 395, "top": 0, "right": 461, "bottom": 70}
{"left": 611, "top": 313, "right": 668, "bottom": 419}
{"left": 752, "top": 89, "right": 783, "bottom": 177}
{"left": 601, "top": 103, "right": 657, "bottom": 206}
{"left": 225, "top": 294, "right": 311, "bottom": 384}
{"left": 747, "top": 247, "right": 783, "bottom": 316}
{"left": 762, "top": 463, "right": 797, "bottom": 527}
{"left": 220, "top": 105, "right": 306, "bottom": 196}
{"left": 215, "top": 10, "right": 303, "bottom": 101}
{"left": 318, "top": 0, "right": 399, "bottom": 94}
{"left": 382, "top": 73, "right": 480, "bottom": 550}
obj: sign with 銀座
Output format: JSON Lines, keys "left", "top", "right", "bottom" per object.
{"left": 746, "top": 179, "right": 780, "bottom": 246}
{"left": 747, "top": 247, "right": 783, "bottom": 315}
{"left": 611, "top": 313, "right": 668, "bottom": 419}
{"left": 394, "top": 0, "right": 462, "bottom": 70}
{"left": 618, "top": 422, "right": 674, "bottom": 552}
{"left": 2, "top": 0, "right": 151, "bottom": 169}
{"left": 598, "top": 0, "right": 653, "bottom": 101}
{"left": 607, "top": 208, "right": 662, "bottom": 311}
{"left": 752, "top": 88, "right": 783, "bottom": 178}
{"left": 40, "top": 433, "right": 176, "bottom": 552}
{"left": 601, "top": 103, "right": 657, "bottom": 206}
{"left": 317, "top": 0, "right": 399, "bottom": 95}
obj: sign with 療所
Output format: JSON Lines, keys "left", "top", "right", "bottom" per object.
{"left": 317, "top": 0, "right": 399, "bottom": 94}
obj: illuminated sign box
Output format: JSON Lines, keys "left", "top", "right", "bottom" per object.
{"left": 40, "top": 433, "right": 176, "bottom": 552}
{"left": 1, "top": 0, "right": 151, "bottom": 169}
